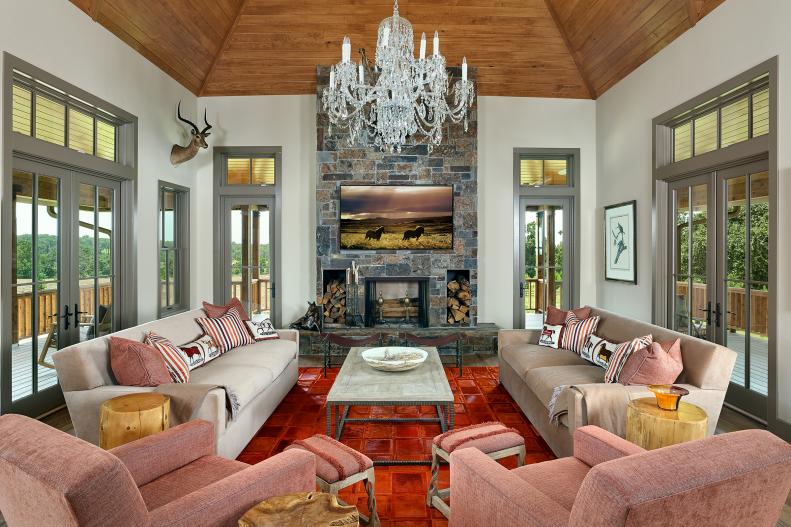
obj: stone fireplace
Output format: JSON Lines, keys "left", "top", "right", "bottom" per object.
{"left": 315, "top": 66, "right": 478, "bottom": 328}
{"left": 364, "top": 277, "right": 429, "bottom": 328}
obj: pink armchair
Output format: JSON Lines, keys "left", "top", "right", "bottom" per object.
{"left": 0, "top": 414, "right": 315, "bottom": 527}
{"left": 450, "top": 425, "right": 791, "bottom": 527}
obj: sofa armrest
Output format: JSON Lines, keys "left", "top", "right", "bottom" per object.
{"left": 450, "top": 448, "right": 569, "bottom": 527}
{"left": 149, "top": 449, "right": 316, "bottom": 527}
{"left": 111, "top": 420, "right": 215, "bottom": 486}
{"left": 574, "top": 425, "right": 644, "bottom": 467}
{"left": 278, "top": 329, "right": 298, "bottom": 345}
{"left": 499, "top": 329, "right": 542, "bottom": 350}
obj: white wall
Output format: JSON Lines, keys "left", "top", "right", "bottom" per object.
{"left": 478, "top": 97, "right": 597, "bottom": 328}
{"left": 595, "top": 0, "right": 791, "bottom": 423}
{"left": 193, "top": 95, "right": 317, "bottom": 326}
{"left": 0, "top": 0, "right": 199, "bottom": 324}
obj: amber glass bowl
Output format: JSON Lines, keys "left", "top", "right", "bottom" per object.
{"left": 648, "top": 384, "right": 690, "bottom": 411}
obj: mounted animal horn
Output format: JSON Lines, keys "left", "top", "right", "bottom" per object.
{"left": 170, "top": 101, "right": 212, "bottom": 166}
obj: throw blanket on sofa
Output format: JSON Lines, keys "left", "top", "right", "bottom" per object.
{"left": 549, "top": 384, "right": 631, "bottom": 437}
{"left": 155, "top": 383, "right": 241, "bottom": 425}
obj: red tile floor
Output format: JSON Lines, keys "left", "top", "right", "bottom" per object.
{"left": 237, "top": 367, "right": 555, "bottom": 526}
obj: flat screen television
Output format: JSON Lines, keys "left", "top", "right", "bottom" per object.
{"left": 339, "top": 185, "right": 454, "bottom": 250}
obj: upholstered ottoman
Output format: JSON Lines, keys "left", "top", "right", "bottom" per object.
{"left": 427, "top": 421, "right": 525, "bottom": 518}
{"left": 286, "top": 434, "right": 379, "bottom": 526}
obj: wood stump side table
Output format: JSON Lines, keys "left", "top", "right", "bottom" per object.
{"left": 239, "top": 492, "right": 359, "bottom": 527}
{"left": 99, "top": 393, "right": 170, "bottom": 449}
{"left": 626, "top": 397, "right": 707, "bottom": 450}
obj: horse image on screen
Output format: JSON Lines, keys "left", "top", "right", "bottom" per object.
{"left": 340, "top": 185, "right": 453, "bottom": 250}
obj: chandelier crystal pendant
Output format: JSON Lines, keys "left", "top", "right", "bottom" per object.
{"left": 322, "top": 0, "right": 475, "bottom": 152}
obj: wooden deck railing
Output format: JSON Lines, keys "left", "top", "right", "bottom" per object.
{"left": 13, "top": 284, "right": 112, "bottom": 342}
{"left": 524, "top": 278, "right": 563, "bottom": 313}
{"left": 231, "top": 276, "right": 270, "bottom": 315}
{"left": 675, "top": 281, "right": 768, "bottom": 336}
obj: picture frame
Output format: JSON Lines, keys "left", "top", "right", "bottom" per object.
{"left": 604, "top": 200, "right": 637, "bottom": 284}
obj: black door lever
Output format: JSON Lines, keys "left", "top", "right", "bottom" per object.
{"left": 60, "top": 304, "right": 73, "bottom": 330}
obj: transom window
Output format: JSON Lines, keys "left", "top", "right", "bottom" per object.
{"left": 226, "top": 156, "right": 276, "bottom": 186}
{"left": 671, "top": 74, "right": 768, "bottom": 163}
{"left": 12, "top": 70, "right": 118, "bottom": 162}
{"left": 519, "top": 156, "right": 569, "bottom": 186}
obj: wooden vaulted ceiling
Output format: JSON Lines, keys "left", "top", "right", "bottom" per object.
{"left": 70, "top": 0, "right": 725, "bottom": 99}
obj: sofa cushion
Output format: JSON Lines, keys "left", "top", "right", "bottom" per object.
{"left": 513, "top": 456, "right": 590, "bottom": 511}
{"left": 500, "top": 344, "right": 589, "bottom": 381}
{"left": 145, "top": 331, "right": 190, "bottom": 383}
{"left": 195, "top": 308, "right": 255, "bottom": 353}
{"left": 524, "top": 365, "right": 605, "bottom": 409}
{"left": 538, "top": 323, "right": 563, "bottom": 349}
{"left": 546, "top": 305, "right": 592, "bottom": 326}
{"left": 138, "top": 455, "right": 247, "bottom": 511}
{"left": 561, "top": 313, "right": 600, "bottom": 355}
{"left": 245, "top": 318, "right": 279, "bottom": 341}
{"left": 619, "top": 339, "right": 683, "bottom": 386}
{"left": 208, "top": 339, "right": 297, "bottom": 379}
{"left": 604, "top": 335, "right": 653, "bottom": 383}
{"left": 202, "top": 298, "right": 250, "bottom": 321}
{"left": 109, "top": 337, "right": 172, "bottom": 387}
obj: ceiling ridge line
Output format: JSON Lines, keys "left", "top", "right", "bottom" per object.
{"left": 199, "top": 0, "right": 250, "bottom": 97}
{"left": 542, "top": 0, "right": 596, "bottom": 100}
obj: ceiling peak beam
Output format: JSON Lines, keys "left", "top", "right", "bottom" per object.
{"left": 687, "top": 0, "right": 704, "bottom": 26}
{"left": 543, "top": 0, "right": 596, "bottom": 99}
{"left": 199, "top": 0, "right": 250, "bottom": 97}
{"left": 90, "top": 0, "right": 103, "bottom": 21}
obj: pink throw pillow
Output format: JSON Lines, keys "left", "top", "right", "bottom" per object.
{"left": 202, "top": 298, "right": 250, "bottom": 321}
{"left": 546, "top": 305, "right": 592, "bottom": 326}
{"left": 109, "top": 337, "right": 172, "bottom": 387}
{"left": 618, "top": 339, "right": 683, "bottom": 386}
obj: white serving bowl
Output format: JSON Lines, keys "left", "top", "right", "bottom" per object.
{"left": 361, "top": 347, "right": 428, "bottom": 372}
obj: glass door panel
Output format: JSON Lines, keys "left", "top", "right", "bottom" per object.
{"left": 230, "top": 203, "right": 272, "bottom": 322}
{"left": 690, "top": 184, "right": 710, "bottom": 338}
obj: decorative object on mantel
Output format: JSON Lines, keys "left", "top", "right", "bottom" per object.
{"left": 290, "top": 302, "right": 322, "bottom": 332}
{"left": 648, "top": 384, "right": 690, "bottom": 411}
{"left": 402, "top": 291, "right": 412, "bottom": 323}
{"left": 323, "top": 0, "right": 475, "bottom": 152}
{"left": 447, "top": 277, "right": 471, "bottom": 325}
{"left": 604, "top": 200, "right": 637, "bottom": 284}
{"left": 361, "top": 346, "right": 428, "bottom": 372}
{"left": 170, "top": 101, "right": 212, "bottom": 166}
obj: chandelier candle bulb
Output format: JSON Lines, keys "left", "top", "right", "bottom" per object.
{"left": 462, "top": 57, "right": 467, "bottom": 82}
{"left": 433, "top": 31, "right": 439, "bottom": 56}
{"left": 359, "top": 63, "right": 364, "bottom": 83}
{"left": 329, "top": 68, "right": 335, "bottom": 86}
{"left": 342, "top": 36, "right": 351, "bottom": 63}
{"left": 419, "top": 32, "right": 426, "bottom": 59}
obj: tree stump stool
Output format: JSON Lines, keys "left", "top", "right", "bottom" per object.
{"left": 627, "top": 397, "right": 708, "bottom": 450}
{"left": 99, "top": 393, "right": 170, "bottom": 449}
{"left": 238, "top": 492, "right": 359, "bottom": 527}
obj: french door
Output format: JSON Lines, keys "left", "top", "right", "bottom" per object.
{"left": 517, "top": 197, "right": 572, "bottom": 329}
{"left": 216, "top": 197, "right": 276, "bottom": 324}
{"left": 668, "top": 160, "right": 769, "bottom": 419}
{"left": 2, "top": 157, "right": 120, "bottom": 416}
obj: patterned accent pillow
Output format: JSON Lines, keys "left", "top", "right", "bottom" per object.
{"left": 202, "top": 298, "right": 250, "bottom": 321}
{"left": 195, "top": 307, "right": 255, "bottom": 353}
{"left": 538, "top": 323, "right": 563, "bottom": 349}
{"left": 145, "top": 331, "right": 190, "bottom": 383}
{"left": 561, "top": 312, "right": 600, "bottom": 355}
{"left": 546, "top": 305, "right": 593, "bottom": 326}
{"left": 245, "top": 318, "right": 279, "bottom": 341}
{"left": 604, "top": 334, "right": 654, "bottom": 383}
{"left": 179, "top": 334, "right": 221, "bottom": 370}
{"left": 580, "top": 334, "right": 618, "bottom": 368}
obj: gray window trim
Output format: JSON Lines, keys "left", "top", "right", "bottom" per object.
{"left": 651, "top": 56, "right": 786, "bottom": 438}
{"left": 157, "top": 180, "right": 190, "bottom": 318}
{"left": 212, "top": 146, "right": 282, "bottom": 328}
{"left": 512, "top": 148, "right": 581, "bottom": 329}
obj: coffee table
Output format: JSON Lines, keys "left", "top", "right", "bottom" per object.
{"left": 326, "top": 347, "right": 454, "bottom": 465}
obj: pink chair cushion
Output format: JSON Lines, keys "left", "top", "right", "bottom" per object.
{"left": 513, "top": 457, "right": 590, "bottom": 511}
{"left": 109, "top": 337, "right": 172, "bottom": 387}
{"left": 433, "top": 421, "right": 524, "bottom": 454}
{"left": 618, "top": 339, "right": 683, "bottom": 385}
{"left": 286, "top": 434, "right": 373, "bottom": 483}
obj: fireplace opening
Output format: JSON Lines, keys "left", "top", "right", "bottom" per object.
{"left": 364, "top": 277, "right": 429, "bottom": 328}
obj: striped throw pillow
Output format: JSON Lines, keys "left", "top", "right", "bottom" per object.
{"left": 561, "top": 312, "right": 600, "bottom": 355}
{"left": 145, "top": 331, "right": 190, "bottom": 383}
{"left": 604, "top": 334, "right": 653, "bottom": 383}
{"left": 195, "top": 307, "right": 255, "bottom": 353}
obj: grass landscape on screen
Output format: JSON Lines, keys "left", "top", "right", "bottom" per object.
{"left": 340, "top": 185, "right": 453, "bottom": 250}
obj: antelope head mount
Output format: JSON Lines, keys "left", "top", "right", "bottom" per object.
{"left": 170, "top": 101, "right": 212, "bottom": 166}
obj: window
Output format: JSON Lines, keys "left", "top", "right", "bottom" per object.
{"left": 11, "top": 70, "right": 118, "bottom": 162}
{"left": 226, "top": 156, "right": 276, "bottom": 186}
{"left": 519, "top": 157, "right": 568, "bottom": 186}
{"left": 159, "top": 183, "right": 189, "bottom": 316}
{"left": 670, "top": 74, "right": 769, "bottom": 162}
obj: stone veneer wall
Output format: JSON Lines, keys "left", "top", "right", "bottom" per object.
{"left": 315, "top": 66, "right": 478, "bottom": 327}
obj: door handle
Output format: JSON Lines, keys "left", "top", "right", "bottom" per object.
{"left": 714, "top": 302, "right": 722, "bottom": 328}
{"left": 60, "top": 304, "right": 73, "bottom": 330}
{"left": 699, "top": 301, "right": 712, "bottom": 326}
{"left": 519, "top": 282, "right": 525, "bottom": 298}
{"left": 74, "top": 303, "right": 87, "bottom": 327}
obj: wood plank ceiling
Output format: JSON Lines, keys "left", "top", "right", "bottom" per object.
{"left": 70, "top": 0, "right": 725, "bottom": 99}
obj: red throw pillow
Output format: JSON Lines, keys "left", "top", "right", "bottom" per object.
{"left": 202, "top": 298, "right": 250, "bottom": 321}
{"left": 546, "top": 305, "right": 592, "bottom": 325}
{"left": 618, "top": 339, "right": 683, "bottom": 386}
{"left": 109, "top": 337, "right": 172, "bottom": 387}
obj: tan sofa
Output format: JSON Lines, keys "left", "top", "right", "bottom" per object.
{"left": 499, "top": 307, "right": 736, "bottom": 457}
{"left": 52, "top": 308, "right": 298, "bottom": 459}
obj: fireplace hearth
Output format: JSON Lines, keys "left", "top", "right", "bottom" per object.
{"left": 364, "top": 277, "right": 429, "bottom": 328}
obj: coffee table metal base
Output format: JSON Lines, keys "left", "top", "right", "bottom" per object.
{"left": 326, "top": 401, "right": 455, "bottom": 466}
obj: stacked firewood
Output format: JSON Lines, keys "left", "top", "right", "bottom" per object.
{"left": 318, "top": 279, "right": 346, "bottom": 325}
{"left": 447, "top": 277, "right": 471, "bottom": 324}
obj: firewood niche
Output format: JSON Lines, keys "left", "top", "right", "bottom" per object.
{"left": 447, "top": 270, "right": 471, "bottom": 325}
{"left": 319, "top": 270, "right": 347, "bottom": 326}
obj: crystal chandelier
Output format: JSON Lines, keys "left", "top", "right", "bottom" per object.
{"left": 322, "top": 0, "right": 475, "bottom": 152}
